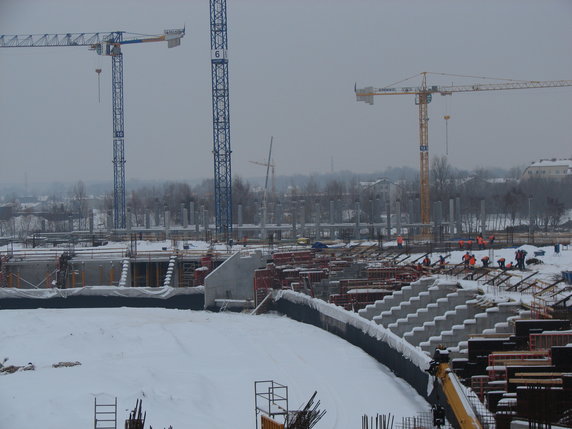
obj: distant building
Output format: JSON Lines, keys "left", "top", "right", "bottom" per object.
{"left": 521, "top": 159, "right": 572, "bottom": 180}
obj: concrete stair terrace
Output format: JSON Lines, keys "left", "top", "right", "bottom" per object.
{"left": 358, "top": 277, "right": 442, "bottom": 321}
{"left": 388, "top": 288, "right": 477, "bottom": 337}
{"left": 372, "top": 281, "right": 461, "bottom": 327}
{"left": 450, "top": 310, "right": 532, "bottom": 357}
{"left": 400, "top": 295, "right": 486, "bottom": 346}
{"left": 419, "top": 301, "right": 522, "bottom": 355}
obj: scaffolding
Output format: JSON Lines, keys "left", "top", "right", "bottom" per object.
{"left": 255, "top": 380, "right": 289, "bottom": 429}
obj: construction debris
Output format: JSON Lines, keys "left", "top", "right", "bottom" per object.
{"left": 52, "top": 361, "right": 81, "bottom": 368}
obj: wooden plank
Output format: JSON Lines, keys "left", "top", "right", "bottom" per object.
{"left": 508, "top": 378, "right": 562, "bottom": 385}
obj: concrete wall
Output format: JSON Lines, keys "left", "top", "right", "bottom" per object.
{"left": 272, "top": 290, "right": 477, "bottom": 429}
{"left": 0, "top": 294, "right": 203, "bottom": 310}
{"left": 204, "top": 250, "right": 267, "bottom": 310}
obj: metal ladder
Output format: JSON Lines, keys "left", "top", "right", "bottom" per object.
{"left": 94, "top": 397, "right": 117, "bottom": 429}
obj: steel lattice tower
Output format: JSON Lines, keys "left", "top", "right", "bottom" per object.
{"left": 111, "top": 32, "right": 126, "bottom": 229}
{"left": 0, "top": 29, "right": 184, "bottom": 232}
{"left": 210, "top": 0, "right": 233, "bottom": 241}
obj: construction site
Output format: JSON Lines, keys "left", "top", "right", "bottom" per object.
{"left": 1, "top": 1, "right": 572, "bottom": 429}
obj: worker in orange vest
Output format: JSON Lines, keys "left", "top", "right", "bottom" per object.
{"left": 462, "top": 252, "right": 471, "bottom": 266}
{"left": 497, "top": 257, "right": 505, "bottom": 269}
{"left": 481, "top": 256, "right": 490, "bottom": 268}
{"left": 459, "top": 240, "right": 465, "bottom": 249}
{"left": 397, "top": 235, "right": 404, "bottom": 248}
{"left": 469, "top": 255, "right": 476, "bottom": 268}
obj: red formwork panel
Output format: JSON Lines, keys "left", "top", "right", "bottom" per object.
{"left": 272, "top": 251, "right": 315, "bottom": 265}
{"left": 366, "top": 266, "right": 420, "bottom": 282}
{"left": 486, "top": 351, "right": 551, "bottom": 381}
{"left": 329, "top": 290, "right": 391, "bottom": 312}
{"left": 530, "top": 332, "right": 572, "bottom": 351}
{"left": 253, "top": 268, "right": 276, "bottom": 307}
{"left": 299, "top": 269, "right": 329, "bottom": 284}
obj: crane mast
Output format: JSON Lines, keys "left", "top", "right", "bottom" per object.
{"left": 0, "top": 29, "right": 184, "bottom": 229}
{"left": 417, "top": 73, "right": 431, "bottom": 227}
{"left": 356, "top": 73, "right": 572, "bottom": 230}
{"left": 210, "top": 0, "right": 233, "bottom": 242}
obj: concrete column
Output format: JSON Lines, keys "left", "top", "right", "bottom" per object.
{"left": 126, "top": 207, "right": 132, "bottom": 231}
{"left": 154, "top": 208, "right": 160, "bottom": 228}
{"left": 315, "top": 202, "right": 321, "bottom": 239}
{"left": 408, "top": 199, "right": 414, "bottom": 226}
{"left": 434, "top": 201, "right": 442, "bottom": 242}
{"left": 68, "top": 215, "right": 73, "bottom": 232}
{"left": 434, "top": 201, "right": 442, "bottom": 226}
{"left": 182, "top": 208, "right": 188, "bottom": 228}
{"left": 89, "top": 209, "right": 94, "bottom": 234}
{"left": 455, "top": 197, "right": 462, "bottom": 234}
{"left": 449, "top": 198, "right": 455, "bottom": 235}
{"left": 189, "top": 202, "right": 195, "bottom": 226}
{"left": 165, "top": 209, "right": 170, "bottom": 238}
{"left": 329, "top": 200, "right": 335, "bottom": 239}
{"left": 354, "top": 200, "right": 361, "bottom": 240}
{"left": 292, "top": 201, "right": 297, "bottom": 237}
{"left": 145, "top": 209, "right": 151, "bottom": 229}
{"left": 300, "top": 201, "right": 306, "bottom": 236}
{"left": 195, "top": 205, "right": 201, "bottom": 233}
{"left": 237, "top": 204, "right": 243, "bottom": 227}
{"left": 369, "top": 199, "right": 374, "bottom": 224}
{"left": 107, "top": 211, "right": 113, "bottom": 232}
{"left": 203, "top": 208, "right": 209, "bottom": 239}
{"left": 180, "top": 203, "right": 185, "bottom": 227}
{"left": 396, "top": 200, "right": 402, "bottom": 235}
{"left": 528, "top": 197, "right": 534, "bottom": 238}
{"left": 276, "top": 202, "right": 283, "bottom": 226}
{"left": 480, "top": 199, "right": 486, "bottom": 235}
{"left": 386, "top": 200, "right": 391, "bottom": 237}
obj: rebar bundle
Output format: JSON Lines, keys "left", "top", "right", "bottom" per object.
{"left": 361, "top": 413, "right": 394, "bottom": 429}
{"left": 125, "top": 399, "right": 146, "bottom": 429}
{"left": 286, "top": 391, "right": 326, "bottom": 429}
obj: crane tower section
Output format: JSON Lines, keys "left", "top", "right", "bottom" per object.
{"left": 356, "top": 73, "right": 572, "bottom": 229}
{"left": 210, "top": 0, "right": 233, "bottom": 241}
{"left": 0, "top": 29, "right": 185, "bottom": 230}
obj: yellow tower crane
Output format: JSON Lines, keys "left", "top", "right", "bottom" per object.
{"left": 356, "top": 72, "right": 572, "bottom": 228}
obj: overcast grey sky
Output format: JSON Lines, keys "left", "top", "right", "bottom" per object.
{"left": 1, "top": 0, "right": 571, "bottom": 186}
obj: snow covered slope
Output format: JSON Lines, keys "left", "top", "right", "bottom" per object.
{"left": 0, "top": 309, "right": 429, "bottom": 429}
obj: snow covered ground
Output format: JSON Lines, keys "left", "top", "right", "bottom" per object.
{"left": 0, "top": 309, "right": 429, "bottom": 429}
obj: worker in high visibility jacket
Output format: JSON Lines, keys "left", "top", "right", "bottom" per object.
{"left": 462, "top": 252, "right": 471, "bottom": 266}
{"left": 397, "top": 235, "right": 404, "bottom": 248}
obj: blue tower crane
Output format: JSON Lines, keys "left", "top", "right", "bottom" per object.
{"left": 210, "top": 0, "right": 233, "bottom": 242}
{"left": 0, "top": 29, "right": 185, "bottom": 229}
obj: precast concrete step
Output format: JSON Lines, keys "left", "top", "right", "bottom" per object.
{"left": 402, "top": 295, "right": 482, "bottom": 345}
{"left": 373, "top": 284, "right": 450, "bottom": 326}
{"left": 358, "top": 277, "right": 433, "bottom": 320}
{"left": 420, "top": 302, "right": 521, "bottom": 353}
{"left": 388, "top": 288, "right": 475, "bottom": 336}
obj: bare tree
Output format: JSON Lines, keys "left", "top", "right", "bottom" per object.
{"left": 71, "top": 181, "right": 88, "bottom": 230}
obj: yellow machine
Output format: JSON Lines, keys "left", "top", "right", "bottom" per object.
{"left": 429, "top": 349, "right": 483, "bottom": 429}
